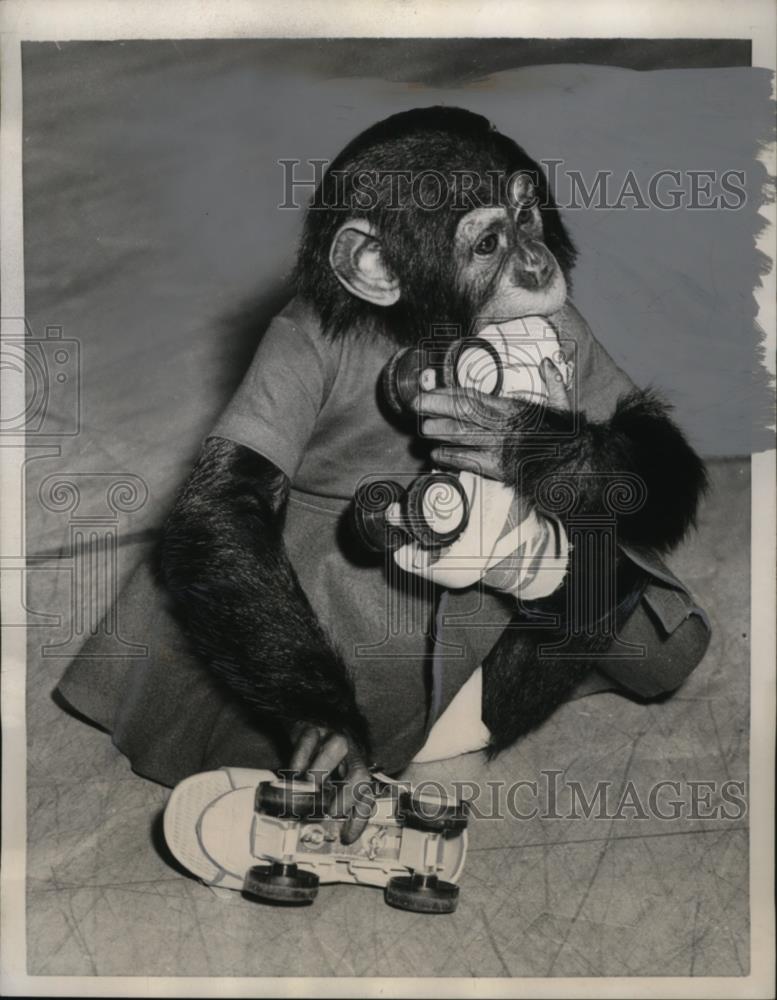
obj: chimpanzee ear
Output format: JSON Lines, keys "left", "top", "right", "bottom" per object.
{"left": 329, "top": 219, "right": 401, "bottom": 307}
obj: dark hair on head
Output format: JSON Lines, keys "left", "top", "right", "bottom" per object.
{"left": 295, "top": 106, "right": 576, "bottom": 345}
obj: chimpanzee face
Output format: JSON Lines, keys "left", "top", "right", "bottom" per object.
{"left": 453, "top": 174, "right": 567, "bottom": 325}
{"left": 298, "top": 107, "right": 577, "bottom": 344}
{"left": 328, "top": 172, "right": 566, "bottom": 332}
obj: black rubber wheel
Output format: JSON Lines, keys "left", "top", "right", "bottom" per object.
{"left": 352, "top": 479, "right": 406, "bottom": 552}
{"left": 381, "top": 346, "right": 437, "bottom": 414}
{"left": 397, "top": 790, "right": 469, "bottom": 833}
{"left": 385, "top": 873, "right": 459, "bottom": 914}
{"left": 443, "top": 337, "right": 504, "bottom": 397}
{"left": 243, "top": 863, "right": 319, "bottom": 906}
{"left": 404, "top": 472, "right": 470, "bottom": 548}
{"left": 255, "top": 779, "right": 325, "bottom": 820}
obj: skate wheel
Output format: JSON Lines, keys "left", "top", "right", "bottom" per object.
{"left": 445, "top": 337, "right": 503, "bottom": 396}
{"left": 385, "top": 873, "right": 459, "bottom": 914}
{"left": 243, "top": 862, "right": 319, "bottom": 905}
{"left": 405, "top": 473, "right": 470, "bottom": 547}
{"left": 382, "top": 346, "right": 435, "bottom": 414}
{"left": 397, "top": 791, "right": 469, "bottom": 833}
{"left": 352, "top": 479, "right": 406, "bottom": 552}
{"left": 255, "top": 778, "right": 325, "bottom": 820}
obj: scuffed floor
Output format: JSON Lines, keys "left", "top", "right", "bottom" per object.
{"left": 25, "top": 459, "right": 750, "bottom": 977}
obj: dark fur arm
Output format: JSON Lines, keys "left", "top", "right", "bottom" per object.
{"left": 502, "top": 388, "right": 709, "bottom": 553}
{"left": 160, "top": 436, "right": 370, "bottom": 754}
{"left": 483, "top": 388, "right": 706, "bottom": 753}
{"left": 482, "top": 542, "right": 648, "bottom": 754}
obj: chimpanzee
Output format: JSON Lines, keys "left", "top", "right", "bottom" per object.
{"left": 57, "top": 106, "right": 710, "bottom": 843}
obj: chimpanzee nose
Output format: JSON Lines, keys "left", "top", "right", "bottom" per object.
{"left": 515, "top": 242, "right": 552, "bottom": 288}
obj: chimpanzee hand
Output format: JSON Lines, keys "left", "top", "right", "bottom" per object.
{"left": 414, "top": 357, "right": 570, "bottom": 479}
{"left": 288, "top": 722, "right": 375, "bottom": 844}
{"left": 387, "top": 358, "right": 572, "bottom": 591}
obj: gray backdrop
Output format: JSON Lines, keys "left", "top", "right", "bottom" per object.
{"left": 21, "top": 42, "right": 774, "bottom": 540}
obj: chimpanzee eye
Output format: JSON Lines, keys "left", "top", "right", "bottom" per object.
{"left": 474, "top": 232, "right": 499, "bottom": 256}
{"left": 517, "top": 205, "right": 535, "bottom": 227}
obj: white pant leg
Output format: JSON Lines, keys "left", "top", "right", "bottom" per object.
{"left": 411, "top": 667, "right": 490, "bottom": 763}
